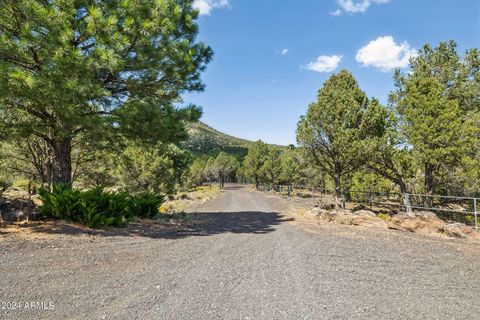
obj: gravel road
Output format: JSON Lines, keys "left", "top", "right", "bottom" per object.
{"left": 1, "top": 185, "right": 480, "bottom": 320}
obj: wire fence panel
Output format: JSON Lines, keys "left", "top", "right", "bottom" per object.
{"left": 254, "top": 183, "right": 479, "bottom": 230}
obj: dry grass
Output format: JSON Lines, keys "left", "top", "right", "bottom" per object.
{"left": 159, "top": 185, "right": 220, "bottom": 214}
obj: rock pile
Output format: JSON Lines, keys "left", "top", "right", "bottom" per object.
{"left": 310, "top": 208, "right": 478, "bottom": 239}
{"left": 315, "top": 208, "right": 388, "bottom": 229}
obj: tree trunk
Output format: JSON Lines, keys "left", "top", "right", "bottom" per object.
{"left": 51, "top": 137, "right": 73, "bottom": 187}
{"left": 334, "top": 171, "right": 341, "bottom": 211}
{"left": 424, "top": 163, "right": 434, "bottom": 207}
{"left": 219, "top": 176, "right": 224, "bottom": 189}
{"left": 398, "top": 179, "right": 407, "bottom": 194}
{"left": 255, "top": 177, "right": 259, "bottom": 190}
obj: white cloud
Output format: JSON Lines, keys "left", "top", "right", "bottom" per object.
{"left": 356, "top": 36, "right": 417, "bottom": 72}
{"left": 193, "top": 0, "right": 229, "bottom": 16}
{"left": 276, "top": 48, "right": 289, "bottom": 55}
{"left": 305, "top": 55, "right": 343, "bottom": 73}
{"left": 330, "top": 9, "right": 343, "bottom": 16}
{"left": 335, "top": 0, "right": 389, "bottom": 14}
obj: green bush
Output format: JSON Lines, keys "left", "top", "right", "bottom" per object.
{"left": 130, "top": 193, "right": 164, "bottom": 219}
{"left": 38, "top": 186, "right": 164, "bottom": 227}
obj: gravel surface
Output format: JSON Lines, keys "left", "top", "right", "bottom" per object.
{"left": 1, "top": 185, "right": 479, "bottom": 320}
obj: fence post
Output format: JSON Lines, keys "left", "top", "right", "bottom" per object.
{"left": 474, "top": 198, "right": 478, "bottom": 232}
{"left": 403, "top": 193, "right": 412, "bottom": 214}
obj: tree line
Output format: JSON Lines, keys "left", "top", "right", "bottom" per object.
{"left": 0, "top": 1, "right": 478, "bottom": 209}
{"left": 240, "top": 41, "right": 480, "bottom": 208}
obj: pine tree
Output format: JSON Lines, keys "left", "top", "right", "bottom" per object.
{"left": 0, "top": 0, "right": 212, "bottom": 186}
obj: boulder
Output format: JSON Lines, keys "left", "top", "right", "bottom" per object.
{"left": 415, "top": 211, "right": 438, "bottom": 219}
{"left": 318, "top": 210, "right": 337, "bottom": 222}
{"left": 334, "top": 211, "right": 354, "bottom": 225}
{"left": 387, "top": 216, "right": 406, "bottom": 230}
{"left": 315, "top": 199, "right": 335, "bottom": 210}
{"left": 388, "top": 212, "right": 446, "bottom": 235}
{"left": 350, "top": 215, "right": 388, "bottom": 229}
{"left": 317, "top": 209, "right": 346, "bottom": 222}
{"left": 442, "top": 224, "right": 477, "bottom": 238}
{"left": 352, "top": 210, "right": 376, "bottom": 217}
{"left": 304, "top": 207, "right": 328, "bottom": 219}
{"left": 318, "top": 209, "right": 387, "bottom": 229}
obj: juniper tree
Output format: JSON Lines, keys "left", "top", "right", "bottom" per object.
{"left": 297, "top": 70, "right": 385, "bottom": 208}
{"left": 185, "top": 157, "right": 207, "bottom": 188}
{"left": 203, "top": 157, "right": 216, "bottom": 185}
{"left": 0, "top": 0, "right": 212, "bottom": 186}
{"left": 243, "top": 140, "right": 269, "bottom": 189}
{"left": 212, "top": 152, "right": 238, "bottom": 188}
{"left": 395, "top": 76, "right": 474, "bottom": 197}
{"left": 363, "top": 99, "right": 415, "bottom": 194}
{"left": 278, "top": 148, "right": 302, "bottom": 186}
{"left": 116, "top": 143, "right": 186, "bottom": 195}
{"left": 391, "top": 41, "right": 480, "bottom": 196}
{"left": 260, "top": 147, "right": 281, "bottom": 185}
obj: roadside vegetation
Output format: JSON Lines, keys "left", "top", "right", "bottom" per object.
{"left": 38, "top": 186, "right": 164, "bottom": 228}
{"left": 159, "top": 185, "right": 220, "bottom": 214}
{"left": 238, "top": 42, "right": 479, "bottom": 210}
{"left": 0, "top": 2, "right": 478, "bottom": 230}
{"left": 0, "top": 0, "right": 215, "bottom": 227}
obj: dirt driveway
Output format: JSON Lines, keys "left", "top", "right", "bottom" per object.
{"left": 1, "top": 185, "right": 479, "bottom": 319}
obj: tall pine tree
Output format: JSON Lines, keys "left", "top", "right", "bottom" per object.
{"left": 0, "top": 0, "right": 212, "bottom": 186}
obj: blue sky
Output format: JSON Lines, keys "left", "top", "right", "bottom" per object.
{"left": 183, "top": 0, "right": 480, "bottom": 145}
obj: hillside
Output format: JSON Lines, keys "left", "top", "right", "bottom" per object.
{"left": 183, "top": 121, "right": 255, "bottom": 158}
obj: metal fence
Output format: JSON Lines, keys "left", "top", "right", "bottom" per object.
{"left": 255, "top": 183, "right": 479, "bottom": 231}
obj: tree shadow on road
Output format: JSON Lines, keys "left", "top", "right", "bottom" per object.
{"left": 5, "top": 211, "right": 294, "bottom": 240}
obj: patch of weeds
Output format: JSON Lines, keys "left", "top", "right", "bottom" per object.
{"left": 464, "top": 215, "right": 480, "bottom": 228}
{"left": 377, "top": 213, "right": 392, "bottom": 222}
{"left": 11, "top": 179, "right": 32, "bottom": 191}
{"left": 297, "top": 208, "right": 305, "bottom": 217}
{"left": 159, "top": 201, "right": 188, "bottom": 214}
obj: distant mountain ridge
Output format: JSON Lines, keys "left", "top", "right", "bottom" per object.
{"left": 183, "top": 121, "right": 284, "bottom": 158}
{"left": 183, "top": 121, "right": 253, "bottom": 158}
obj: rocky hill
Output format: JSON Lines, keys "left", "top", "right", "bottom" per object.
{"left": 183, "top": 121, "right": 254, "bottom": 158}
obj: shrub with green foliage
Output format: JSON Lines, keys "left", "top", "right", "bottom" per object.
{"left": 38, "top": 186, "right": 164, "bottom": 228}
{"left": 130, "top": 193, "right": 165, "bottom": 219}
